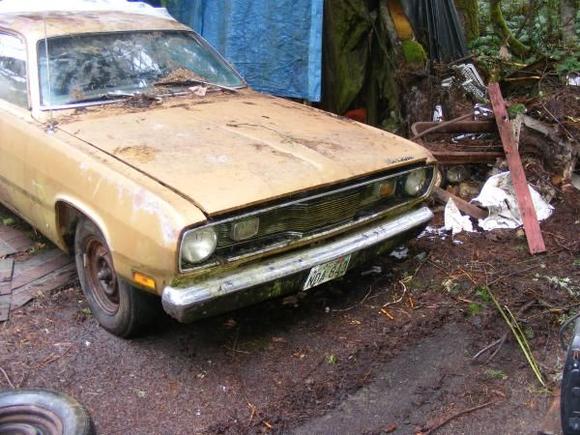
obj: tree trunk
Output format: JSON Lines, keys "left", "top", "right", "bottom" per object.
{"left": 490, "top": 0, "right": 529, "bottom": 57}
{"left": 561, "top": 0, "right": 577, "bottom": 45}
{"left": 454, "top": 0, "right": 480, "bottom": 42}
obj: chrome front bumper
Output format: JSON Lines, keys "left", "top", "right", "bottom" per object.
{"left": 162, "top": 206, "right": 433, "bottom": 322}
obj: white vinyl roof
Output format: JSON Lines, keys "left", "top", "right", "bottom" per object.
{"left": 0, "top": 0, "right": 174, "bottom": 20}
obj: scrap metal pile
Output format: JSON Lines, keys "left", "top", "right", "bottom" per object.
{"left": 412, "top": 59, "right": 579, "bottom": 255}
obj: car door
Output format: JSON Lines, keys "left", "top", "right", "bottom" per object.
{"left": 0, "top": 31, "right": 37, "bottom": 221}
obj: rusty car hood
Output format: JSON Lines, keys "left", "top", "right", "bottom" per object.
{"left": 58, "top": 92, "right": 433, "bottom": 216}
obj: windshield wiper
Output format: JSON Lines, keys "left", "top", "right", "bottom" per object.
{"left": 67, "top": 91, "right": 135, "bottom": 105}
{"left": 154, "top": 79, "right": 239, "bottom": 94}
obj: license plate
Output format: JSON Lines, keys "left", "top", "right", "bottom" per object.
{"left": 303, "top": 255, "right": 351, "bottom": 291}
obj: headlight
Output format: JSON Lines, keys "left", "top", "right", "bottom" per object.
{"left": 181, "top": 227, "right": 217, "bottom": 264}
{"left": 231, "top": 217, "right": 260, "bottom": 241}
{"left": 404, "top": 169, "right": 429, "bottom": 196}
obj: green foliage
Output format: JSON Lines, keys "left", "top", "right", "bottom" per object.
{"left": 487, "top": 288, "right": 545, "bottom": 386}
{"left": 1, "top": 216, "right": 15, "bottom": 226}
{"left": 468, "top": 303, "right": 483, "bottom": 316}
{"left": 485, "top": 368, "right": 508, "bottom": 380}
{"left": 467, "top": 285, "right": 493, "bottom": 316}
{"left": 490, "top": 0, "right": 529, "bottom": 57}
{"left": 556, "top": 54, "right": 580, "bottom": 75}
{"left": 475, "top": 285, "right": 492, "bottom": 303}
{"left": 470, "top": 0, "right": 580, "bottom": 78}
{"left": 508, "top": 103, "right": 527, "bottom": 119}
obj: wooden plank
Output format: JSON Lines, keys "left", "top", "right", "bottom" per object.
{"left": 0, "top": 225, "right": 18, "bottom": 238}
{"left": 0, "top": 225, "right": 34, "bottom": 255}
{"left": 0, "top": 282, "right": 10, "bottom": 296}
{"left": 6, "top": 233, "right": 35, "bottom": 252}
{"left": 10, "top": 252, "right": 71, "bottom": 290}
{"left": 0, "top": 259, "right": 14, "bottom": 297}
{"left": 488, "top": 83, "right": 546, "bottom": 254}
{"left": 0, "top": 226, "right": 30, "bottom": 243}
{"left": 433, "top": 187, "right": 488, "bottom": 220}
{"left": 0, "top": 240, "right": 17, "bottom": 257}
{"left": 0, "top": 295, "right": 10, "bottom": 322}
{"left": 15, "top": 248, "right": 65, "bottom": 269}
{"left": 0, "top": 259, "right": 14, "bottom": 282}
{"left": 10, "top": 263, "right": 76, "bottom": 310}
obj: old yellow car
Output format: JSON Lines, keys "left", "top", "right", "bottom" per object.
{"left": 0, "top": 1, "right": 436, "bottom": 337}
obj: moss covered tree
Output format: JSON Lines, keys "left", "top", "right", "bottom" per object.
{"left": 454, "top": 0, "right": 480, "bottom": 42}
{"left": 561, "top": 0, "right": 578, "bottom": 45}
{"left": 490, "top": 0, "right": 530, "bottom": 57}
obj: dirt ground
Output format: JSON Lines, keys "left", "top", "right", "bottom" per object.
{"left": 0, "top": 189, "right": 578, "bottom": 434}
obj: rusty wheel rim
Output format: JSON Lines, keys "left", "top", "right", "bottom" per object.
{"left": 0, "top": 404, "right": 63, "bottom": 434}
{"left": 85, "top": 236, "right": 119, "bottom": 315}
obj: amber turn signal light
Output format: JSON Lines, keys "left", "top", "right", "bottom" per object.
{"left": 376, "top": 180, "right": 396, "bottom": 198}
{"left": 133, "top": 272, "right": 156, "bottom": 290}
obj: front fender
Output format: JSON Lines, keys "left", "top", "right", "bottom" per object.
{"left": 25, "top": 127, "right": 208, "bottom": 294}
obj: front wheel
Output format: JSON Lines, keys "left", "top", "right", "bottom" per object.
{"left": 74, "top": 219, "right": 158, "bottom": 338}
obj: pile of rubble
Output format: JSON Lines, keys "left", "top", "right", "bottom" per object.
{"left": 413, "top": 60, "right": 579, "bottom": 255}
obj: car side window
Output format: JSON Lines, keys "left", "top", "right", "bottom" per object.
{"left": 0, "top": 33, "right": 27, "bottom": 107}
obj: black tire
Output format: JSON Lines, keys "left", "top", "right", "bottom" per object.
{"left": 561, "top": 348, "right": 580, "bottom": 435}
{"left": 74, "top": 218, "right": 159, "bottom": 338}
{"left": 0, "top": 389, "right": 95, "bottom": 435}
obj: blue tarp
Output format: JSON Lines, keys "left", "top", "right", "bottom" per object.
{"left": 168, "top": 0, "right": 323, "bottom": 102}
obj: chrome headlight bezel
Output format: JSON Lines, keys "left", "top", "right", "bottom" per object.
{"left": 403, "top": 168, "right": 429, "bottom": 197}
{"left": 180, "top": 226, "right": 218, "bottom": 264}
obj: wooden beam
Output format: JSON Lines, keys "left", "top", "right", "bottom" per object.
{"left": 433, "top": 187, "right": 488, "bottom": 220}
{"left": 488, "top": 83, "right": 546, "bottom": 254}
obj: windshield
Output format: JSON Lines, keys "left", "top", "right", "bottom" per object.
{"left": 38, "top": 30, "right": 245, "bottom": 107}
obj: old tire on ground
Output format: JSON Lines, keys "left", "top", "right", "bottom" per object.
{"left": 0, "top": 389, "right": 95, "bottom": 435}
{"left": 74, "top": 218, "right": 159, "bottom": 338}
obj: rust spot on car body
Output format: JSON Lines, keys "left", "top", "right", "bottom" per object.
{"left": 113, "top": 145, "right": 159, "bottom": 164}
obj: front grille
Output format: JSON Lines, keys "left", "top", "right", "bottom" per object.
{"left": 215, "top": 188, "right": 365, "bottom": 249}
{"left": 181, "top": 165, "right": 434, "bottom": 271}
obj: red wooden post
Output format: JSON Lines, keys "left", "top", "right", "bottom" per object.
{"left": 488, "top": 83, "right": 546, "bottom": 254}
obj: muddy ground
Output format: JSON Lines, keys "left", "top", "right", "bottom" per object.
{"left": 0, "top": 189, "right": 578, "bottom": 434}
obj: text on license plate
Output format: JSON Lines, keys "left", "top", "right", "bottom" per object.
{"left": 303, "top": 255, "right": 351, "bottom": 291}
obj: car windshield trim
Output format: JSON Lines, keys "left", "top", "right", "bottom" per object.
{"left": 36, "top": 29, "right": 246, "bottom": 111}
